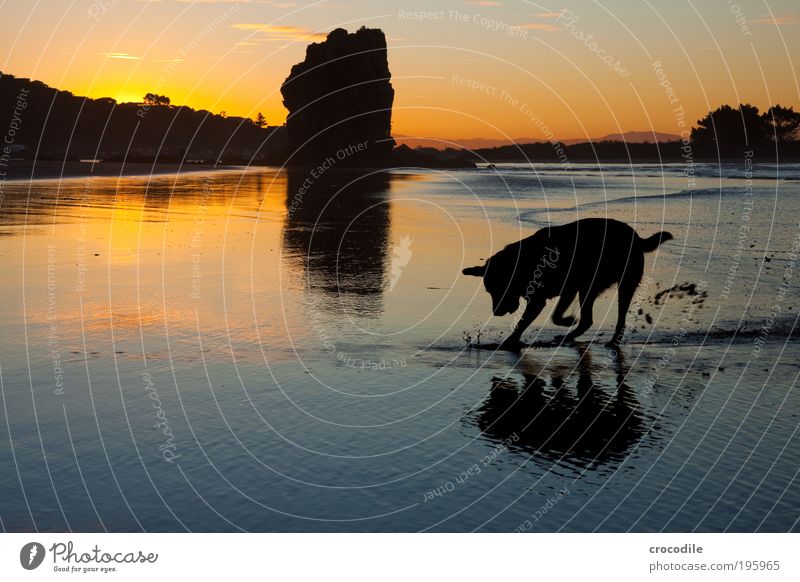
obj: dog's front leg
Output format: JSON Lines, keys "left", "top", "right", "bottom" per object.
{"left": 500, "top": 298, "right": 546, "bottom": 350}
{"left": 551, "top": 287, "right": 578, "bottom": 327}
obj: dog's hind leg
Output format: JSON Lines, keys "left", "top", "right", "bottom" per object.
{"left": 609, "top": 270, "right": 641, "bottom": 347}
{"left": 501, "top": 297, "right": 546, "bottom": 349}
{"left": 564, "top": 288, "right": 600, "bottom": 341}
{"left": 552, "top": 287, "right": 578, "bottom": 327}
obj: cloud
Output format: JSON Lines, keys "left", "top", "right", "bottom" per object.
{"left": 138, "top": 1, "right": 273, "bottom": 3}
{"left": 467, "top": 1, "right": 502, "bottom": 6}
{"left": 751, "top": 13, "right": 800, "bottom": 26}
{"left": 534, "top": 11, "right": 564, "bottom": 18}
{"left": 102, "top": 53, "right": 187, "bottom": 62}
{"left": 519, "top": 22, "right": 560, "bottom": 32}
{"left": 231, "top": 23, "right": 327, "bottom": 41}
{"left": 103, "top": 52, "right": 140, "bottom": 60}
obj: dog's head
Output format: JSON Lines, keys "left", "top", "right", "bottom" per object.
{"left": 462, "top": 249, "right": 522, "bottom": 316}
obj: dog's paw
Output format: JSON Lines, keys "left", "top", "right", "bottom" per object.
{"left": 553, "top": 316, "right": 577, "bottom": 327}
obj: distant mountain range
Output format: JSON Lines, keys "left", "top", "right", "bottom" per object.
{"left": 395, "top": 131, "right": 682, "bottom": 150}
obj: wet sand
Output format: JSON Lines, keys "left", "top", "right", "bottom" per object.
{"left": 0, "top": 163, "right": 797, "bottom": 532}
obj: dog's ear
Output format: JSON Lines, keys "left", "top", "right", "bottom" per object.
{"left": 462, "top": 264, "right": 487, "bottom": 277}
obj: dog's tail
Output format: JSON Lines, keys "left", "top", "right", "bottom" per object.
{"left": 639, "top": 231, "right": 674, "bottom": 252}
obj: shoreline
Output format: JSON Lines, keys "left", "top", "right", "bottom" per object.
{"left": 472, "top": 157, "right": 800, "bottom": 164}
{"left": 0, "top": 160, "right": 248, "bottom": 182}
{"left": 3, "top": 158, "right": 798, "bottom": 184}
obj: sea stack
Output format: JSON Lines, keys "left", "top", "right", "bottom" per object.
{"left": 280, "top": 27, "right": 395, "bottom": 166}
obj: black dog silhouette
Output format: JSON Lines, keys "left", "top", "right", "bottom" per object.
{"left": 463, "top": 218, "right": 673, "bottom": 349}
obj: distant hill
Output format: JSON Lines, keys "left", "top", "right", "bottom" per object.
{"left": 395, "top": 131, "right": 681, "bottom": 150}
{"left": 468, "top": 138, "right": 800, "bottom": 163}
{"left": 584, "top": 131, "right": 681, "bottom": 144}
{"left": 0, "top": 72, "right": 285, "bottom": 164}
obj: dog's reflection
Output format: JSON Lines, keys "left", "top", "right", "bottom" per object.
{"left": 473, "top": 348, "right": 647, "bottom": 466}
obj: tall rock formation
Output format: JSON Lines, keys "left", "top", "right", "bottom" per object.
{"left": 280, "top": 27, "right": 395, "bottom": 165}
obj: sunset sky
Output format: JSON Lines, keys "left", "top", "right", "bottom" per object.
{"left": 1, "top": 0, "right": 798, "bottom": 143}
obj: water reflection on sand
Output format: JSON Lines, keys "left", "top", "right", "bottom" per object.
{"left": 0, "top": 164, "right": 798, "bottom": 532}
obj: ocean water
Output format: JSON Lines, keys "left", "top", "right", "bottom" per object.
{"left": 0, "top": 161, "right": 798, "bottom": 532}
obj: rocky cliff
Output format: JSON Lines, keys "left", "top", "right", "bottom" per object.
{"left": 280, "top": 27, "right": 395, "bottom": 165}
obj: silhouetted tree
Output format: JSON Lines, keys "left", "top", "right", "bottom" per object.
{"left": 254, "top": 112, "right": 267, "bottom": 127}
{"left": 763, "top": 104, "right": 800, "bottom": 143}
{"left": 143, "top": 93, "right": 170, "bottom": 106}
{"left": 690, "top": 103, "right": 768, "bottom": 151}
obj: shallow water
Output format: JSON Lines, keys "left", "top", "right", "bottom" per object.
{"left": 0, "top": 162, "right": 798, "bottom": 532}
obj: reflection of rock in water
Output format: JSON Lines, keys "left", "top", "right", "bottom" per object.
{"left": 473, "top": 350, "right": 647, "bottom": 468}
{"left": 283, "top": 170, "right": 391, "bottom": 316}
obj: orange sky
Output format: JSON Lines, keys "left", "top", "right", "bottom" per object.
{"left": 2, "top": 0, "right": 799, "bottom": 142}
